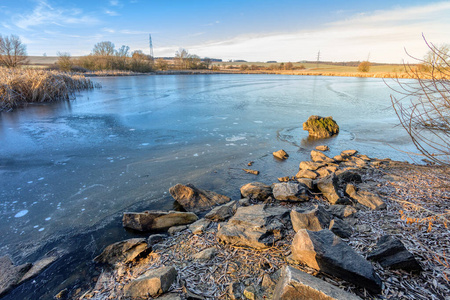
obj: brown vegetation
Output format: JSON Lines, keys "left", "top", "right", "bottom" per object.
{"left": 0, "top": 34, "right": 28, "bottom": 68}
{"left": 0, "top": 67, "right": 96, "bottom": 112}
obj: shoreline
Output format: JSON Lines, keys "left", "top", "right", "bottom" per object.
{"left": 65, "top": 149, "right": 449, "bottom": 300}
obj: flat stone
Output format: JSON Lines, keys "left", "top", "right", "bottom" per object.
{"left": 191, "top": 247, "right": 217, "bottom": 261}
{"left": 240, "top": 182, "right": 272, "bottom": 201}
{"left": 123, "top": 211, "right": 198, "bottom": 232}
{"left": 123, "top": 266, "right": 177, "bottom": 298}
{"left": 303, "top": 115, "right": 339, "bottom": 139}
{"left": 273, "top": 149, "right": 289, "bottom": 160}
{"left": 295, "top": 169, "right": 318, "bottom": 180}
{"left": 290, "top": 205, "right": 332, "bottom": 232}
{"left": 205, "top": 200, "right": 238, "bottom": 222}
{"left": 217, "top": 204, "right": 290, "bottom": 249}
{"left": 169, "top": 183, "right": 231, "bottom": 212}
{"left": 158, "top": 294, "right": 182, "bottom": 300}
{"left": 311, "top": 150, "right": 335, "bottom": 163}
{"left": 326, "top": 205, "right": 357, "bottom": 219}
{"left": 188, "top": 218, "right": 211, "bottom": 235}
{"left": 317, "top": 167, "right": 334, "bottom": 178}
{"left": 147, "top": 234, "right": 168, "bottom": 247}
{"left": 272, "top": 182, "right": 311, "bottom": 201}
{"left": 297, "top": 178, "right": 314, "bottom": 190}
{"left": 273, "top": 265, "right": 361, "bottom": 300}
{"left": 341, "top": 150, "right": 358, "bottom": 157}
{"left": 329, "top": 218, "right": 353, "bottom": 238}
{"left": 94, "top": 238, "right": 149, "bottom": 266}
{"left": 278, "top": 176, "right": 290, "bottom": 182}
{"left": 367, "top": 235, "right": 422, "bottom": 272}
{"left": 0, "top": 256, "right": 32, "bottom": 297}
{"left": 299, "top": 161, "right": 326, "bottom": 171}
{"left": 292, "top": 229, "right": 382, "bottom": 294}
{"left": 19, "top": 255, "right": 58, "bottom": 284}
{"left": 168, "top": 225, "right": 187, "bottom": 236}
{"left": 345, "top": 184, "right": 386, "bottom": 210}
{"left": 315, "top": 145, "right": 329, "bottom": 151}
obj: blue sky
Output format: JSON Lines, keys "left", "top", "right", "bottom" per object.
{"left": 0, "top": 0, "right": 449, "bottom": 63}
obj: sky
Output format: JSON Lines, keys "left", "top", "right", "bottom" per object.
{"left": 0, "top": 0, "right": 449, "bottom": 63}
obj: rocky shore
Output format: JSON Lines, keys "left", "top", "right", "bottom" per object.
{"left": 69, "top": 147, "right": 449, "bottom": 300}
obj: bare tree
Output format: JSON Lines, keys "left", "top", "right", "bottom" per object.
{"left": 0, "top": 34, "right": 28, "bottom": 68}
{"left": 389, "top": 36, "right": 450, "bottom": 165}
{"left": 92, "top": 41, "right": 115, "bottom": 56}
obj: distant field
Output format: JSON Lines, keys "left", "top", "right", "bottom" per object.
{"left": 27, "top": 56, "right": 59, "bottom": 65}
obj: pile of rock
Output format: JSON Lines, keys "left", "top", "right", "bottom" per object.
{"left": 86, "top": 148, "right": 422, "bottom": 300}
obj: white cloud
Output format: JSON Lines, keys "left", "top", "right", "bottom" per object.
{"left": 105, "top": 10, "right": 119, "bottom": 16}
{"left": 12, "top": 0, "right": 99, "bottom": 30}
{"left": 110, "top": 0, "right": 120, "bottom": 6}
{"left": 167, "top": 2, "right": 450, "bottom": 63}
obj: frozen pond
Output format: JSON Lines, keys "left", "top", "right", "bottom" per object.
{"left": 0, "top": 74, "right": 418, "bottom": 297}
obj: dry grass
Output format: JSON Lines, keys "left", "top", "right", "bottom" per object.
{"left": 0, "top": 67, "right": 97, "bottom": 112}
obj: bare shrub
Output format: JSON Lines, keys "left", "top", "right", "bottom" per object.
{"left": 358, "top": 61, "right": 371, "bottom": 72}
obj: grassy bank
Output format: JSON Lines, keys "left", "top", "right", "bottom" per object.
{"left": 0, "top": 68, "right": 97, "bottom": 112}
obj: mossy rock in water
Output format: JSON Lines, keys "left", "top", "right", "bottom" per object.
{"left": 303, "top": 115, "right": 339, "bottom": 138}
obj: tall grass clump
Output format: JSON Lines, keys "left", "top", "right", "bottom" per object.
{"left": 0, "top": 67, "right": 98, "bottom": 111}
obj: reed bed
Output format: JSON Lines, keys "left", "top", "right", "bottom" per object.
{"left": 0, "top": 67, "right": 98, "bottom": 112}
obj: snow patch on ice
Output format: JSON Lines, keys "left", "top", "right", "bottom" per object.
{"left": 226, "top": 135, "right": 246, "bottom": 142}
{"left": 14, "top": 210, "right": 28, "bottom": 218}
{"left": 254, "top": 121, "right": 263, "bottom": 124}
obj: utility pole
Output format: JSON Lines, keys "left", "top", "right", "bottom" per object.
{"left": 316, "top": 50, "right": 320, "bottom": 69}
{"left": 149, "top": 34, "right": 154, "bottom": 62}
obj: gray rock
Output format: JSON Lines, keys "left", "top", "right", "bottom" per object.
{"left": 329, "top": 218, "right": 353, "bottom": 238}
{"left": 188, "top": 218, "right": 211, "bottom": 235}
{"left": 297, "top": 178, "right": 314, "bottom": 190}
{"left": 240, "top": 182, "right": 272, "bottom": 201}
{"left": 336, "top": 170, "right": 362, "bottom": 185}
{"left": 123, "top": 265, "right": 177, "bottom": 298}
{"left": 158, "top": 294, "right": 182, "bottom": 300}
{"left": 169, "top": 183, "right": 231, "bottom": 212}
{"left": 326, "top": 205, "right": 357, "bottom": 219}
{"left": 168, "top": 225, "right": 187, "bottom": 236}
{"left": 273, "top": 149, "right": 289, "bottom": 160}
{"left": 123, "top": 210, "right": 198, "bottom": 232}
{"left": 299, "top": 161, "right": 326, "bottom": 171}
{"left": 295, "top": 169, "right": 318, "bottom": 180}
{"left": 272, "top": 182, "right": 311, "bottom": 201}
{"left": 345, "top": 184, "right": 386, "bottom": 210}
{"left": 311, "top": 150, "right": 335, "bottom": 163}
{"left": 261, "top": 273, "right": 276, "bottom": 289}
{"left": 303, "top": 115, "right": 339, "bottom": 138}
{"left": 19, "top": 255, "right": 58, "bottom": 284}
{"left": 239, "top": 198, "right": 251, "bottom": 206}
{"left": 147, "top": 234, "right": 168, "bottom": 247}
{"left": 316, "top": 175, "right": 346, "bottom": 204}
{"left": 292, "top": 229, "right": 382, "bottom": 294}
{"left": 191, "top": 247, "right": 217, "bottom": 261}
{"left": 205, "top": 200, "right": 238, "bottom": 222}
{"left": 367, "top": 235, "right": 422, "bottom": 272}
{"left": 217, "top": 204, "right": 290, "bottom": 249}
{"left": 94, "top": 238, "right": 149, "bottom": 266}
{"left": 290, "top": 205, "right": 332, "bottom": 232}
{"left": 0, "top": 256, "right": 32, "bottom": 297}
{"left": 273, "top": 265, "right": 361, "bottom": 300}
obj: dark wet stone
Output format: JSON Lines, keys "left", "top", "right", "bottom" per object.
{"left": 123, "top": 210, "right": 198, "bottom": 232}
{"left": 169, "top": 183, "right": 231, "bottom": 212}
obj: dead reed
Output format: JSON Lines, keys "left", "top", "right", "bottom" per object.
{"left": 0, "top": 67, "right": 98, "bottom": 112}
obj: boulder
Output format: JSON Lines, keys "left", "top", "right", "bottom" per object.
{"left": 217, "top": 204, "right": 290, "bottom": 249}
{"left": 317, "top": 167, "right": 334, "bottom": 178}
{"left": 272, "top": 182, "right": 311, "bottom": 201}
{"left": 123, "top": 211, "right": 198, "bottom": 232}
{"left": 311, "top": 150, "right": 335, "bottom": 163}
{"left": 299, "top": 161, "right": 326, "bottom": 171}
{"left": 292, "top": 229, "right": 382, "bottom": 294}
{"left": 329, "top": 218, "right": 353, "bottom": 238}
{"left": 169, "top": 183, "right": 231, "bottom": 212}
{"left": 336, "top": 171, "right": 362, "bottom": 185}
{"left": 290, "top": 205, "right": 332, "bottom": 232}
{"left": 147, "top": 234, "right": 168, "bottom": 247}
{"left": 123, "top": 266, "right": 177, "bottom": 298}
{"left": 0, "top": 256, "right": 32, "bottom": 297}
{"left": 303, "top": 115, "right": 339, "bottom": 139}
{"left": 341, "top": 150, "right": 358, "bottom": 158}
{"left": 345, "top": 184, "right": 386, "bottom": 210}
{"left": 273, "top": 149, "right": 289, "bottom": 160}
{"left": 273, "top": 265, "right": 361, "bottom": 300}
{"left": 94, "top": 238, "right": 149, "bottom": 266}
{"left": 297, "top": 178, "right": 314, "bottom": 190}
{"left": 188, "top": 218, "right": 211, "bottom": 235}
{"left": 367, "top": 235, "right": 422, "bottom": 272}
{"left": 326, "top": 205, "right": 357, "bottom": 219}
{"left": 191, "top": 247, "right": 217, "bottom": 261}
{"left": 168, "top": 225, "right": 187, "bottom": 236}
{"left": 240, "top": 182, "right": 272, "bottom": 201}
{"left": 295, "top": 169, "right": 318, "bottom": 180}
{"left": 316, "top": 175, "right": 345, "bottom": 204}
{"left": 315, "top": 145, "right": 329, "bottom": 151}
{"left": 205, "top": 200, "right": 238, "bottom": 222}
